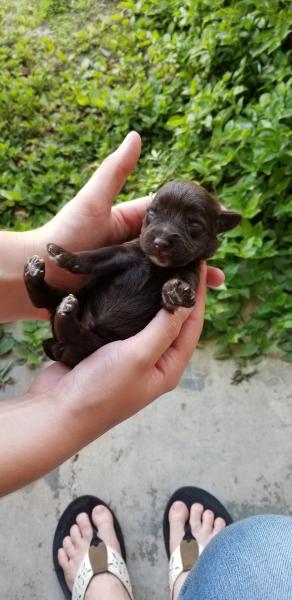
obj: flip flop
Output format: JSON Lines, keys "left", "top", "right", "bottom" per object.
{"left": 163, "top": 486, "right": 233, "bottom": 598}
{"left": 53, "top": 495, "right": 133, "bottom": 600}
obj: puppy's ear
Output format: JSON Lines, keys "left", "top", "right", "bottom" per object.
{"left": 216, "top": 210, "right": 242, "bottom": 232}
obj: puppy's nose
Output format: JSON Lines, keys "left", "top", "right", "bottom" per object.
{"left": 154, "top": 237, "right": 169, "bottom": 250}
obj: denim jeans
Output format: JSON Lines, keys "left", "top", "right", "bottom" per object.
{"left": 178, "top": 515, "right": 292, "bottom": 600}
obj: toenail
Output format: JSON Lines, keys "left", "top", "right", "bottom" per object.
{"left": 169, "top": 501, "right": 188, "bottom": 518}
{"left": 215, "top": 516, "right": 226, "bottom": 527}
{"left": 203, "top": 509, "right": 214, "bottom": 519}
{"left": 93, "top": 505, "right": 107, "bottom": 516}
{"left": 77, "top": 512, "right": 87, "bottom": 520}
{"left": 172, "top": 501, "right": 183, "bottom": 512}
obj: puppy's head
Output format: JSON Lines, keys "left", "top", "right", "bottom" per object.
{"left": 140, "top": 181, "right": 242, "bottom": 267}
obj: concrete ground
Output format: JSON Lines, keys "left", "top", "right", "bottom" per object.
{"left": 0, "top": 346, "right": 291, "bottom": 599}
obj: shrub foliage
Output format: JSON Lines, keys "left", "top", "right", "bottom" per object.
{"left": 0, "top": 0, "right": 291, "bottom": 363}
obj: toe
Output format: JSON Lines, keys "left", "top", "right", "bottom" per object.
{"left": 202, "top": 509, "right": 215, "bottom": 534}
{"left": 58, "top": 547, "right": 74, "bottom": 591}
{"left": 70, "top": 524, "right": 82, "bottom": 546}
{"left": 190, "top": 503, "right": 204, "bottom": 537}
{"left": 63, "top": 535, "right": 75, "bottom": 559}
{"left": 168, "top": 501, "right": 189, "bottom": 555}
{"left": 76, "top": 512, "right": 93, "bottom": 541}
{"left": 213, "top": 516, "right": 226, "bottom": 535}
{"left": 92, "top": 505, "right": 121, "bottom": 553}
{"left": 92, "top": 505, "right": 114, "bottom": 528}
{"left": 168, "top": 501, "right": 189, "bottom": 524}
{"left": 58, "top": 547, "right": 69, "bottom": 569}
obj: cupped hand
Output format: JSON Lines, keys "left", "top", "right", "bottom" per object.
{"left": 29, "top": 262, "right": 216, "bottom": 436}
{"left": 33, "top": 132, "right": 150, "bottom": 290}
{"left": 29, "top": 130, "right": 224, "bottom": 428}
{"left": 33, "top": 131, "right": 224, "bottom": 293}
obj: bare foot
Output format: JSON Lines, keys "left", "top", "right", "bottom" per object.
{"left": 169, "top": 501, "right": 226, "bottom": 599}
{"left": 58, "top": 505, "right": 131, "bottom": 599}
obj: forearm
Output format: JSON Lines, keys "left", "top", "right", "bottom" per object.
{"left": 0, "top": 230, "right": 47, "bottom": 322}
{"left": 0, "top": 389, "right": 108, "bottom": 496}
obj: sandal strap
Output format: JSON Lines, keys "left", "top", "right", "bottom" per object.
{"left": 72, "top": 542, "right": 133, "bottom": 600}
{"left": 169, "top": 538, "right": 202, "bottom": 598}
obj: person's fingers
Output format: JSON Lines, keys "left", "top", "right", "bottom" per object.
{"left": 149, "top": 263, "right": 207, "bottom": 393}
{"left": 110, "top": 196, "right": 150, "bottom": 243}
{"left": 172, "top": 262, "right": 207, "bottom": 355}
{"left": 127, "top": 262, "right": 208, "bottom": 369}
{"left": 156, "top": 263, "right": 207, "bottom": 376}
{"left": 127, "top": 304, "right": 194, "bottom": 368}
{"left": 207, "top": 266, "right": 225, "bottom": 288}
{"left": 74, "top": 131, "right": 141, "bottom": 215}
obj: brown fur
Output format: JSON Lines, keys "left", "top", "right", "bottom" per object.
{"left": 24, "top": 181, "right": 242, "bottom": 367}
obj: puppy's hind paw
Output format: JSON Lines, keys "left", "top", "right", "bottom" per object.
{"left": 57, "top": 294, "right": 79, "bottom": 317}
{"left": 24, "top": 255, "right": 45, "bottom": 281}
{"left": 43, "top": 338, "right": 65, "bottom": 361}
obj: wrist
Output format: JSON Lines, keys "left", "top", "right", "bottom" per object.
{"left": 60, "top": 373, "right": 119, "bottom": 443}
{"left": 0, "top": 229, "right": 48, "bottom": 322}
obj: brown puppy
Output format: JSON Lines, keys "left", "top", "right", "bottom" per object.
{"left": 24, "top": 181, "right": 242, "bottom": 367}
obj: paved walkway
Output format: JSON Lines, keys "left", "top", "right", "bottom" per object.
{"left": 0, "top": 346, "right": 291, "bottom": 599}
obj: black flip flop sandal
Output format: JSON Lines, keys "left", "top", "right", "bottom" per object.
{"left": 163, "top": 486, "right": 233, "bottom": 598}
{"left": 53, "top": 495, "right": 133, "bottom": 600}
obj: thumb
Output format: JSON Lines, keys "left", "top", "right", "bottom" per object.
{"left": 128, "top": 305, "right": 194, "bottom": 367}
{"left": 74, "top": 131, "right": 141, "bottom": 213}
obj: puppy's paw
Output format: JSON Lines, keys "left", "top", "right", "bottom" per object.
{"left": 47, "top": 243, "right": 67, "bottom": 263}
{"left": 43, "top": 338, "right": 65, "bottom": 361}
{"left": 162, "top": 278, "right": 195, "bottom": 312}
{"left": 57, "top": 294, "right": 78, "bottom": 317}
{"left": 24, "top": 255, "right": 45, "bottom": 281}
{"left": 47, "top": 243, "right": 81, "bottom": 272}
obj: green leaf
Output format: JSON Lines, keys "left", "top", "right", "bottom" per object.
{"left": 235, "top": 342, "right": 259, "bottom": 358}
{"left": 283, "top": 352, "right": 292, "bottom": 363}
{"left": 0, "top": 334, "right": 14, "bottom": 356}
{"left": 1, "top": 0, "right": 291, "bottom": 364}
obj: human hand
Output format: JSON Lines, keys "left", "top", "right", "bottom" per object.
{"left": 0, "top": 262, "right": 222, "bottom": 494}
{"left": 0, "top": 133, "right": 226, "bottom": 492}
{"left": 0, "top": 131, "right": 225, "bottom": 324}
{"left": 29, "top": 262, "right": 222, "bottom": 437}
{"left": 33, "top": 131, "right": 149, "bottom": 291}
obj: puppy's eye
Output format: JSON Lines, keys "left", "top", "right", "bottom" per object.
{"left": 147, "top": 208, "right": 155, "bottom": 220}
{"left": 189, "top": 222, "right": 201, "bottom": 232}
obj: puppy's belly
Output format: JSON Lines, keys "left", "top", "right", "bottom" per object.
{"left": 83, "top": 273, "right": 165, "bottom": 343}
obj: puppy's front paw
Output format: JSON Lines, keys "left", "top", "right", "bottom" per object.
{"left": 47, "top": 243, "right": 67, "bottom": 263}
{"left": 24, "top": 255, "right": 45, "bottom": 281}
{"left": 57, "top": 294, "right": 79, "bottom": 317}
{"left": 162, "top": 278, "right": 195, "bottom": 312}
{"left": 47, "top": 243, "right": 81, "bottom": 272}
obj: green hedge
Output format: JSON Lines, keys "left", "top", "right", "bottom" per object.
{"left": 0, "top": 0, "right": 291, "bottom": 363}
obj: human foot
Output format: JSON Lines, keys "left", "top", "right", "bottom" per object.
{"left": 168, "top": 501, "right": 226, "bottom": 599}
{"left": 58, "top": 504, "right": 132, "bottom": 600}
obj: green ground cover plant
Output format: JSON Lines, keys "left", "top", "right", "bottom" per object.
{"left": 0, "top": 0, "right": 291, "bottom": 365}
